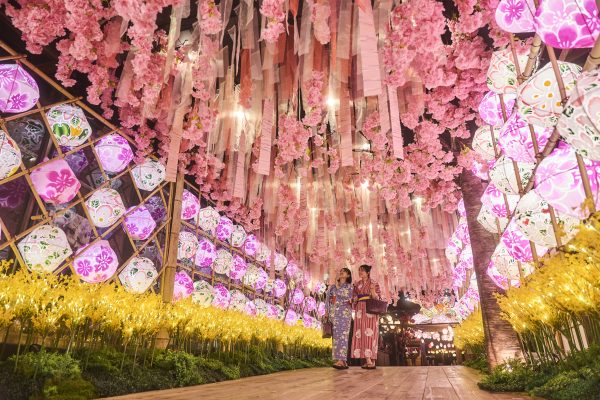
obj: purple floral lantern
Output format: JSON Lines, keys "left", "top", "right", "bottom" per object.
{"left": 489, "top": 154, "right": 535, "bottom": 195}
{"left": 123, "top": 205, "right": 156, "bottom": 241}
{"left": 455, "top": 219, "right": 470, "bottom": 244}
{"left": 17, "top": 225, "right": 72, "bottom": 273}
{"left": 5, "top": 117, "right": 44, "bottom": 161}
{"left": 534, "top": 0, "right": 600, "bottom": 49}
{"left": 478, "top": 91, "right": 516, "bottom": 127}
{"left": 131, "top": 158, "right": 166, "bottom": 191}
{"left": 0, "top": 64, "right": 39, "bottom": 113}
{"left": 212, "top": 283, "right": 231, "bottom": 309}
{"left": 245, "top": 300, "right": 258, "bottom": 316}
{"left": 266, "top": 304, "right": 279, "bottom": 319}
{"left": 445, "top": 240, "right": 462, "bottom": 266}
{"left": 317, "top": 301, "right": 326, "bottom": 317}
{"left": 145, "top": 195, "right": 167, "bottom": 223}
{"left": 0, "top": 129, "right": 22, "bottom": 180}
{"left": 472, "top": 126, "right": 498, "bottom": 161}
{"left": 481, "top": 183, "right": 519, "bottom": 219}
{"left": 195, "top": 206, "right": 219, "bottom": 231}
{"left": 31, "top": 158, "right": 81, "bottom": 205}
{"left": 243, "top": 234, "right": 259, "bottom": 256}
{"left": 213, "top": 249, "right": 233, "bottom": 275}
{"left": 495, "top": 0, "right": 536, "bottom": 33}
{"left": 85, "top": 188, "right": 126, "bottom": 228}
{"left": 501, "top": 220, "right": 548, "bottom": 263}
{"left": 95, "top": 134, "right": 134, "bottom": 173}
{"left": 177, "top": 232, "right": 199, "bottom": 260}
{"left": 46, "top": 104, "right": 92, "bottom": 148}
{"left": 74, "top": 240, "right": 119, "bottom": 283}
{"left": 181, "top": 189, "right": 200, "bottom": 221}
{"left": 272, "top": 278, "right": 287, "bottom": 298}
{"left": 304, "top": 297, "right": 317, "bottom": 312}
{"left": 291, "top": 288, "right": 305, "bottom": 305}
{"left": 194, "top": 237, "right": 217, "bottom": 268}
{"left": 303, "top": 314, "right": 314, "bottom": 328}
{"left": 486, "top": 46, "right": 529, "bottom": 95}
{"left": 457, "top": 244, "right": 473, "bottom": 270}
{"left": 215, "top": 216, "right": 234, "bottom": 241}
{"left": 255, "top": 266, "right": 268, "bottom": 290}
{"left": 457, "top": 199, "right": 466, "bottom": 217}
{"left": 498, "top": 113, "right": 553, "bottom": 163}
{"left": 284, "top": 309, "right": 299, "bottom": 326}
{"left": 64, "top": 149, "right": 89, "bottom": 176}
{"left": 173, "top": 271, "right": 194, "bottom": 301}
{"left": 228, "top": 254, "right": 248, "bottom": 280}
{"left": 285, "top": 260, "right": 299, "bottom": 279}
{"left": 229, "top": 225, "right": 247, "bottom": 247}
{"left": 0, "top": 178, "right": 28, "bottom": 209}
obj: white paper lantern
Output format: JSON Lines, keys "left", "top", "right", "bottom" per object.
{"left": 229, "top": 225, "right": 247, "bottom": 247}
{"left": 118, "top": 257, "right": 157, "bottom": 293}
{"left": 192, "top": 280, "right": 214, "bottom": 307}
{"left": 489, "top": 154, "right": 534, "bottom": 195}
{"left": 131, "top": 158, "right": 166, "bottom": 191}
{"left": 0, "top": 129, "right": 22, "bottom": 180}
{"left": 46, "top": 104, "right": 92, "bottom": 147}
{"left": 85, "top": 188, "right": 126, "bottom": 228}
{"left": 213, "top": 249, "right": 233, "bottom": 275}
{"left": 17, "top": 225, "right": 72, "bottom": 273}
{"left": 177, "top": 231, "right": 199, "bottom": 260}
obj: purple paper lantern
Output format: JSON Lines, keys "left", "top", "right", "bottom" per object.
{"left": 266, "top": 304, "right": 279, "bottom": 319}
{"left": 194, "top": 238, "right": 217, "bottom": 268}
{"left": 96, "top": 134, "right": 134, "bottom": 173}
{"left": 285, "top": 309, "right": 299, "bottom": 326}
{"left": 0, "top": 64, "right": 39, "bottom": 113}
{"left": 243, "top": 234, "right": 259, "bottom": 256}
{"left": 74, "top": 240, "right": 118, "bottom": 284}
{"left": 173, "top": 271, "right": 194, "bottom": 301}
{"left": 272, "top": 279, "right": 287, "bottom": 298}
{"left": 31, "top": 158, "right": 81, "bottom": 205}
{"left": 228, "top": 254, "right": 248, "bottom": 280}
{"left": 212, "top": 283, "right": 231, "bottom": 309}
{"left": 498, "top": 112, "right": 553, "bottom": 163}
{"left": 181, "top": 189, "right": 200, "bottom": 220}
{"left": 478, "top": 91, "right": 516, "bottom": 127}
{"left": 255, "top": 267, "right": 268, "bottom": 290}
{"left": 285, "top": 260, "right": 299, "bottom": 279}
{"left": 534, "top": 0, "right": 600, "bottom": 49}
{"left": 145, "top": 195, "right": 167, "bottom": 223}
{"left": 304, "top": 297, "right": 317, "bottom": 312}
{"left": 481, "top": 183, "right": 519, "bottom": 219}
{"left": 317, "top": 301, "right": 326, "bottom": 317}
{"left": 291, "top": 288, "right": 305, "bottom": 305}
{"left": 215, "top": 216, "right": 234, "bottom": 241}
{"left": 501, "top": 220, "right": 548, "bottom": 263}
{"left": 495, "top": 0, "right": 536, "bottom": 33}
{"left": 245, "top": 300, "right": 258, "bottom": 316}
{"left": 123, "top": 205, "right": 156, "bottom": 241}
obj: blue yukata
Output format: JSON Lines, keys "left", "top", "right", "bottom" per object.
{"left": 326, "top": 283, "right": 353, "bottom": 361}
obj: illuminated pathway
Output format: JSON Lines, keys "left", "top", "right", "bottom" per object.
{"left": 106, "top": 366, "right": 535, "bottom": 400}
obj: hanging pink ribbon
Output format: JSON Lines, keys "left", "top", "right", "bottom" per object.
{"left": 256, "top": 99, "right": 274, "bottom": 175}
{"left": 388, "top": 85, "right": 404, "bottom": 159}
{"left": 357, "top": 0, "right": 382, "bottom": 97}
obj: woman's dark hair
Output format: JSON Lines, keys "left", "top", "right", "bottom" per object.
{"left": 340, "top": 267, "right": 352, "bottom": 284}
{"left": 359, "top": 264, "right": 372, "bottom": 275}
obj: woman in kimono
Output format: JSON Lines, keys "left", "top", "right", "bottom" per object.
{"left": 351, "top": 264, "right": 381, "bottom": 369}
{"left": 326, "top": 267, "right": 353, "bottom": 369}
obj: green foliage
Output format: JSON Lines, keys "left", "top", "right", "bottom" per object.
{"left": 154, "top": 350, "right": 202, "bottom": 387}
{"left": 530, "top": 369, "right": 600, "bottom": 400}
{"left": 10, "top": 351, "right": 80, "bottom": 381}
{"left": 478, "top": 359, "right": 553, "bottom": 392}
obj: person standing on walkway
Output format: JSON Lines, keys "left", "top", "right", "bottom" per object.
{"left": 351, "top": 264, "right": 381, "bottom": 369}
{"left": 325, "top": 267, "right": 353, "bottom": 369}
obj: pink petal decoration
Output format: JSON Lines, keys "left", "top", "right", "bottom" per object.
{"left": 486, "top": 46, "right": 529, "bottom": 95}
{"left": 0, "top": 64, "right": 39, "bottom": 113}
{"left": 495, "top": 0, "right": 536, "bottom": 33}
{"left": 534, "top": 0, "right": 600, "bottom": 49}
{"left": 194, "top": 237, "right": 216, "bottom": 268}
{"left": 534, "top": 144, "right": 600, "bottom": 218}
{"left": 181, "top": 190, "right": 200, "bottom": 220}
{"left": 0, "top": 129, "right": 22, "bottom": 180}
{"left": 517, "top": 62, "right": 581, "bottom": 128}
{"left": 501, "top": 220, "right": 548, "bottom": 263}
{"left": 481, "top": 183, "right": 519, "bottom": 219}
{"left": 228, "top": 254, "right": 248, "bottom": 280}
{"left": 95, "top": 134, "right": 134, "bottom": 173}
{"left": 472, "top": 126, "right": 499, "bottom": 161}
{"left": 31, "top": 158, "right": 81, "bottom": 205}
{"left": 123, "top": 206, "right": 156, "bottom": 241}
{"left": 85, "top": 188, "right": 126, "bottom": 228}
{"left": 243, "top": 234, "right": 259, "bottom": 256}
{"left": 177, "top": 231, "right": 199, "bottom": 260}
{"left": 498, "top": 113, "right": 553, "bottom": 163}
{"left": 489, "top": 154, "right": 535, "bottom": 194}
{"left": 478, "top": 91, "right": 516, "bottom": 128}
{"left": 212, "top": 283, "right": 231, "bottom": 309}
{"left": 73, "top": 240, "right": 118, "bottom": 284}
{"left": 215, "top": 216, "right": 234, "bottom": 241}
{"left": 173, "top": 271, "right": 194, "bottom": 301}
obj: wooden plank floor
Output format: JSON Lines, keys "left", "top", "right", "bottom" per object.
{"left": 105, "top": 366, "right": 536, "bottom": 400}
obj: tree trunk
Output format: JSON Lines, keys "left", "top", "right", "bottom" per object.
{"left": 460, "top": 168, "right": 523, "bottom": 370}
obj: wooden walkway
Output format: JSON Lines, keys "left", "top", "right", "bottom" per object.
{"left": 105, "top": 366, "right": 535, "bottom": 400}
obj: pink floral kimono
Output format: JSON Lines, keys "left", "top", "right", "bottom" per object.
{"left": 351, "top": 278, "right": 381, "bottom": 359}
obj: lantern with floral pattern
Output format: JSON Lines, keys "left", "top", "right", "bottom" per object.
{"left": 212, "top": 283, "right": 231, "bottom": 308}
{"left": 17, "top": 225, "right": 72, "bottom": 273}
{"left": 229, "top": 289, "right": 247, "bottom": 312}
{"left": 489, "top": 154, "right": 534, "bottom": 194}
{"left": 291, "top": 288, "right": 305, "bottom": 305}
{"left": 285, "top": 309, "right": 299, "bottom": 326}
{"left": 481, "top": 183, "right": 519, "bottom": 219}
{"left": 46, "top": 104, "right": 92, "bottom": 147}
{"left": 5, "top": 117, "right": 44, "bottom": 161}
{"left": 274, "top": 252, "right": 288, "bottom": 272}
{"left": 131, "top": 158, "right": 166, "bottom": 191}
{"left": 194, "top": 237, "right": 217, "bottom": 268}
{"left": 245, "top": 300, "right": 258, "bottom": 316}
{"left": 118, "top": 257, "right": 157, "bottom": 293}
{"left": 477, "top": 204, "right": 509, "bottom": 233}
{"left": 501, "top": 220, "right": 548, "bottom": 263}
{"left": 256, "top": 243, "right": 271, "bottom": 262}
{"left": 255, "top": 299, "right": 269, "bottom": 316}
{"left": 173, "top": 271, "right": 194, "bottom": 301}
{"left": 177, "top": 231, "right": 199, "bottom": 260}
{"left": 31, "top": 158, "right": 81, "bottom": 205}
{"left": 243, "top": 234, "right": 259, "bottom": 256}
{"left": 213, "top": 249, "right": 233, "bottom": 275}
{"left": 215, "top": 216, "right": 234, "bottom": 241}
{"left": 478, "top": 91, "right": 516, "bottom": 127}
{"left": 472, "top": 126, "right": 498, "bottom": 161}
{"left": 181, "top": 189, "right": 200, "bottom": 220}
{"left": 74, "top": 240, "right": 119, "bottom": 283}
{"left": 123, "top": 206, "right": 156, "bottom": 241}
{"left": 498, "top": 113, "right": 553, "bottom": 163}
{"left": 534, "top": 0, "right": 600, "bottom": 49}
{"left": 495, "top": 0, "right": 536, "bottom": 33}
{"left": 95, "top": 134, "right": 134, "bottom": 173}
{"left": 195, "top": 206, "right": 220, "bottom": 232}
{"left": 272, "top": 278, "right": 287, "bottom": 298}
{"left": 0, "top": 64, "right": 39, "bottom": 113}
{"left": 491, "top": 242, "right": 534, "bottom": 284}
{"left": 304, "top": 297, "right": 317, "bottom": 312}
{"left": 229, "top": 225, "right": 247, "bottom": 247}
{"left": 191, "top": 280, "right": 214, "bottom": 307}
{"left": 486, "top": 46, "right": 529, "bottom": 95}
{"left": 228, "top": 254, "right": 248, "bottom": 280}
{"left": 0, "top": 129, "right": 22, "bottom": 180}
{"left": 85, "top": 188, "right": 125, "bottom": 228}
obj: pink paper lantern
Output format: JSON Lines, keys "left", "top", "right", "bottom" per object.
{"left": 74, "top": 240, "right": 118, "bottom": 283}
{"left": 455, "top": 220, "right": 470, "bottom": 244}
{"left": 317, "top": 301, "right": 326, "bottom": 317}
{"left": 304, "top": 297, "right": 317, "bottom": 312}
{"left": 173, "top": 271, "right": 194, "bottom": 301}
{"left": 291, "top": 288, "right": 305, "bottom": 305}
{"left": 228, "top": 254, "right": 248, "bottom": 280}
{"left": 272, "top": 278, "right": 287, "bottom": 298}
{"left": 489, "top": 154, "right": 535, "bottom": 195}
{"left": 490, "top": 242, "right": 534, "bottom": 284}
{"left": 266, "top": 304, "right": 279, "bottom": 319}
{"left": 229, "top": 225, "right": 247, "bottom": 247}
{"left": 194, "top": 238, "right": 217, "bottom": 268}
{"left": 478, "top": 91, "right": 516, "bottom": 127}
{"left": 245, "top": 300, "right": 258, "bottom": 316}
{"left": 486, "top": 46, "right": 529, "bottom": 95}
{"left": 85, "top": 188, "right": 126, "bottom": 228}
{"left": 285, "top": 309, "right": 299, "bottom": 326}
{"left": 472, "top": 126, "right": 499, "bottom": 161}
{"left": 181, "top": 189, "right": 200, "bottom": 220}
{"left": 0, "top": 64, "right": 39, "bottom": 113}
{"left": 177, "top": 232, "right": 199, "bottom": 260}
{"left": 535, "top": 144, "right": 600, "bottom": 218}
{"left": 212, "top": 283, "right": 231, "bottom": 308}
{"left": 195, "top": 206, "right": 219, "bottom": 231}
{"left": 31, "top": 158, "right": 81, "bottom": 205}
{"left": 534, "top": 0, "right": 600, "bottom": 49}
{"left": 243, "top": 234, "right": 259, "bottom": 256}
{"left": 0, "top": 129, "right": 22, "bottom": 180}
{"left": 303, "top": 314, "right": 314, "bottom": 328}
{"left": 495, "top": 0, "right": 536, "bottom": 33}
{"left": 215, "top": 216, "right": 234, "bottom": 241}
{"left": 498, "top": 113, "right": 553, "bottom": 163}
{"left": 481, "top": 183, "right": 519, "bottom": 219}
{"left": 285, "top": 260, "right": 299, "bottom": 279}
{"left": 457, "top": 244, "right": 473, "bottom": 269}
{"left": 501, "top": 220, "right": 548, "bottom": 263}
{"left": 96, "top": 134, "right": 134, "bottom": 173}
{"left": 123, "top": 206, "right": 156, "bottom": 241}
{"left": 255, "top": 267, "right": 268, "bottom": 290}
{"left": 457, "top": 199, "right": 466, "bottom": 217}
{"left": 445, "top": 240, "right": 462, "bottom": 266}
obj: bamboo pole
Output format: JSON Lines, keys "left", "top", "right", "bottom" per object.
{"left": 161, "top": 176, "right": 185, "bottom": 303}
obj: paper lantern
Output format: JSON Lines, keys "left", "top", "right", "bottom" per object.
{"left": 291, "top": 288, "right": 305, "bottom": 305}
{"left": 481, "top": 183, "right": 519, "bottom": 218}
{"left": 123, "top": 206, "right": 156, "bottom": 241}
{"left": 85, "top": 188, "right": 126, "bottom": 228}
{"left": 145, "top": 195, "right": 167, "bottom": 223}
{"left": 457, "top": 244, "right": 473, "bottom": 269}
{"left": 131, "top": 158, "right": 166, "bottom": 191}
{"left": 304, "top": 297, "right": 317, "bottom": 312}
{"left": 191, "top": 280, "right": 214, "bottom": 307}
{"left": 229, "top": 289, "right": 247, "bottom": 312}
{"left": 274, "top": 252, "right": 288, "bottom": 271}
{"left": 478, "top": 91, "right": 516, "bottom": 127}
{"left": 74, "top": 240, "right": 118, "bottom": 283}
{"left": 272, "top": 279, "right": 287, "bottom": 298}
{"left": 52, "top": 208, "right": 93, "bottom": 250}
{"left": 177, "top": 232, "right": 199, "bottom": 260}
{"left": 194, "top": 238, "right": 217, "bottom": 268}
{"left": 245, "top": 300, "right": 258, "bottom": 316}
{"left": 215, "top": 216, "right": 234, "bottom": 241}
{"left": 31, "top": 159, "right": 80, "bottom": 205}
{"left": 213, "top": 249, "right": 233, "bottom": 274}
{"left": 472, "top": 159, "right": 491, "bottom": 181}
{"left": 498, "top": 113, "right": 553, "bottom": 163}
{"left": 535, "top": 144, "right": 600, "bottom": 218}
{"left": 255, "top": 299, "right": 269, "bottom": 316}
{"left": 486, "top": 47, "right": 529, "bottom": 95}
{"left": 285, "top": 310, "right": 299, "bottom": 326}
{"left": 228, "top": 254, "right": 248, "bottom": 280}
{"left": 212, "top": 283, "right": 231, "bottom": 309}
{"left": 558, "top": 69, "right": 600, "bottom": 160}
{"left": 501, "top": 220, "right": 548, "bottom": 263}
{"left": 317, "top": 301, "right": 326, "bottom": 317}
{"left": 0, "top": 178, "right": 27, "bottom": 209}
{"left": 0, "top": 64, "right": 39, "bottom": 113}
{"left": 17, "top": 225, "right": 72, "bottom": 273}
{"left": 243, "top": 234, "right": 259, "bottom": 256}
{"left": 303, "top": 314, "right": 314, "bottom": 328}
{"left": 285, "top": 260, "right": 299, "bottom": 279}
{"left": 5, "top": 117, "right": 44, "bottom": 161}
{"left": 514, "top": 190, "right": 580, "bottom": 247}
{"left": 256, "top": 243, "right": 271, "bottom": 262}
{"left": 46, "top": 104, "right": 92, "bottom": 147}
{"left": 486, "top": 261, "right": 518, "bottom": 290}
{"left": 229, "top": 225, "right": 247, "bottom": 247}
{"left": 457, "top": 199, "right": 466, "bottom": 217}
{"left": 472, "top": 126, "right": 499, "bottom": 161}
{"left": 0, "top": 129, "right": 22, "bottom": 180}
{"left": 173, "top": 271, "right": 194, "bottom": 301}
{"left": 314, "top": 281, "right": 327, "bottom": 295}
{"left": 517, "top": 62, "right": 581, "bottom": 128}
{"left": 89, "top": 168, "right": 122, "bottom": 190}
{"left": 452, "top": 263, "right": 467, "bottom": 287}
{"left": 490, "top": 243, "right": 534, "bottom": 285}
{"left": 495, "top": 0, "right": 536, "bottom": 33}
{"left": 96, "top": 134, "right": 134, "bottom": 173}
{"left": 195, "top": 206, "right": 219, "bottom": 231}
{"left": 243, "top": 264, "right": 260, "bottom": 287}
{"left": 254, "top": 267, "right": 268, "bottom": 290}
{"left": 118, "top": 257, "right": 157, "bottom": 293}
{"left": 489, "top": 154, "right": 534, "bottom": 194}
{"left": 477, "top": 204, "right": 509, "bottom": 233}
{"left": 266, "top": 304, "right": 279, "bottom": 319}
{"left": 534, "top": 0, "right": 600, "bottom": 49}
{"left": 64, "top": 149, "right": 89, "bottom": 176}
{"left": 455, "top": 219, "right": 470, "bottom": 244}
{"left": 446, "top": 240, "right": 462, "bottom": 266}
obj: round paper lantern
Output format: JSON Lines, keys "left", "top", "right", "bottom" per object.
{"left": 517, "top": 62, "right": 581, "bottom": 127}
{"left": 177, "top": 232, "right": 199, "bottom": 260}
{"left": 477, "top": 204, "right": 509, "bottom": 233}
{"left": 446, "top": 240, "right": 461, "bottom": 266}
{"left": 173, "top": 271, "right": 194, "bottom": 301}
{"left": 535, "top": 144, "right": 600, "bottom": 218}
{"left": 495, "top": 0, "right": 536, "bottom": 33}
{"left": 478, "top": 91, "right": 516, "bottom": 127}
{"left": 192, "top": 280, "right": 214, "bottom": 307}
{"left": 0, "top": 64, "right": 39, "bottom": 113}
{"left": 255, "top": 299, "right": 269, "bottom": 316}
{"left": 213, "top": 249, "right": 233, "bottom": 274}
{"left": 266, "top": 304, "right": 279, "bottom": 319}
{"left": 285, "top": 260, "right": 299, "bottom": 279}
{"left": 486, "top": 46, "right": 529, "bottom": 95}
{"left": 85, "top": 188, "right": 126, "bottom": 228}
{"left": 17, "top": 225, "right": 72, "bottom": 273}
{"left": 245, "top": 300, "right": 258, "bottom": 316}
{"left": 123, "top": 206, "right": 156, "bottom": 241}
{"left": 145, "top": 195, "right": 167, "bottom": 223}
{"left": 472, "top": 159, "right": 491, "bottom": 181}
{"left": 304, "top": 297, "right": 317, "bottom": 312}
{"left": 89, "top": 168, "right": 122, "bottom": 190}
{"left": 243, "top": 234, "right": 259, "bottom": 256}
{"left": 534, "top": 0, "right": 600, "bottom": 49}
{"left": 5, "top": 117, "right": 44, "bottom": 161}
{"left": 215, "top": 216, "right": 234, "bottom": 241}
{"left": 0, "top": 178, "right": 28, "bottom": 209}
{"left": 303, "top": 314, "right": 314, "bottom": 328}
{"left": 472, "top": 126, "right": 499, "bottom": 161}
{"left": 74, "top": 240, "right": 118, "bottom": 283}
{"left": 490, "top": 243, "right": 534, "bottom": 285}
{"left": 486, "top": 260, "right": 520, "bottom": 290}
{"left": 118, "top": 257, "right": 157, "bottom": 293}
{"left": 0, "top": 130, "right": 22, "bottom": 180}
{"left": 195, "top": 206, "right": 219, "bottom": 231}
{"left": 212, "top": 283, "right": 231, "bottom": 308}
{"left": 272, "top": 279, "right": 287, "bottom": 298}
{"left": 455, "top": 219, "right": 470, "bottom": 244}
{"left": 31, "top": 159, "right": 81, "bottom": 205}
{"left": 228, "top": 254, "right": 248, "bottom": 280}
{"left": 131, "top": 158, "right": 166, "bottom": 191}
{"left": 558, "top": 69, "right": 600, "bottom": 160}
{"left": 481, "top": 183, "right": 519, "bottom": 218}
{"left": 46, "top": 104, "right": 92, "bottom": 147}
{"left": 317, "top": 301, "right": 326, "bottom": 317}
{"left": 64, "top": 149, "right": 89, "bottom": 176}
{"left": 514, "top": 190, "right": 580, "bottom": 247}
{"left": 452, "top": 262, "right": 467, "bottom": 287}
{"left": 243, "top": 264, "right": 260, "bottom": 287}
{"left": 498, "top": 113, "right": 553, "bottom": 163}
{"left": 501, "top": 220, "right": 548, "bottom": 263}
{"left": 52, "top": 208, "right": 93, "bottom": 250}
{"left": 95, "top": 134, "right": 133, "bottom": 173}
{"left": 256, "top": 243, "right": 271, "bottom": 262}
{"left": 457, "top": 244, "right": 473, "bottom": 269}
{"left": 254, "top": 267, "right": 268, "bottom": 290}
{"left": 285, "top": 309, "right": 299, "bottom": 326}
{"left": 274, "top": 252, "right": 287, "bottom": 272}
{"left": 489, "top": 154, "right": 535, "bottom": 194}
{"left": 229, "top": 225, "right": 247, "bottom": 247}
{"left": 229, "top": 289, "right": 247, "bottom": 312}
{"left": 457, "top": 199, "right": 466, "bottom": 217}
{"left": 194, "top": 237, "right": 217, "bottom": 268}
{"left": 291, "top": 288, "right": 305, "bottom": 305}
{"left": 314, "top": 281, "right": 327, "bottom": 295}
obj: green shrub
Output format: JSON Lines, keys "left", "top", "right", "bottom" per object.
{"left": 478, "top": 359, "right": 553, "bottom": 392}
{"left": 530, "top": 369, "right": 600, "bottom": 400}
{"left": 10, "top": 351, "right": 81, "bottom": 381}
{"left": 153, "top": 350, "right": 202, "bottom": 387}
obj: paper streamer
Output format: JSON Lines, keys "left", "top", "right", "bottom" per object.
{"left": 256, "top": 99, "right": 274, "bottom": 175}
{"left": 357, "top": 0, "right": 382, "bottom": 96}
{"left": 339, "top": 88, "right": 353, "bottom": 167}
{"left": 387, "top": 85, "right": 404, "bottom": 159}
